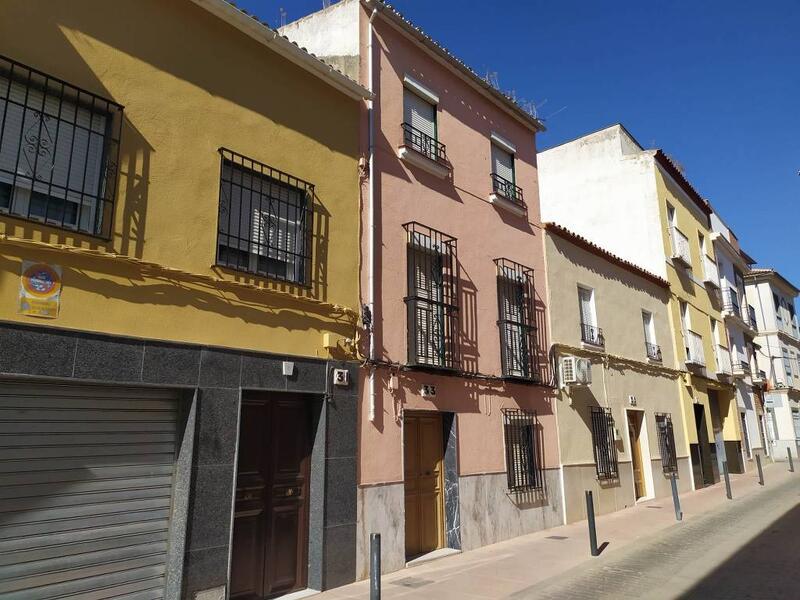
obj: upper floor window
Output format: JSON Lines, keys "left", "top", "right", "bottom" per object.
{"left": 489, "top": 140, "right": 524, "bottom": 210}
{"left": 401, "top": 84, "right": 447, "bottom": 168}
{"left": 216, "top": 148, "right": 312, "bottom": 286}
{"left": 0, "top": 55, "right": 122, "bottom": 238}
{"left": 774, "top": 293, "right": 783, "bottom": 322}
{"left": 642, "top": 310, "right": 661, "bottom": 361}
{"left": 578, "top": 285, "right": 603, "bottom": 347}
{"left": 404, "top": 222, "right": 459, "bottom": 370}
{"left": 495, "top": 258, "right": 538, "bottom": 381}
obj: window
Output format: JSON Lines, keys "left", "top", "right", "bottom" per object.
{"left": 667, "top": 203, "right": 676, "bottom": 227}
{"left": 578, "top": 286, "right": 603, "bottom": 346}
{"left": 642, "top": 311, "right": 661, "bottom": 361}
{"left": 216, "top": 149, "right": 312, "bottom": 285}
{"left": 774, "top": 293, "right": 783, "bottom": 322}
{"left": 782, "top": 348, "right": 794, "bottom": 386}
{"left": 490, "top": 143, "right": 523, "bottom": 205}
{"left": 0, "top": 55, "right": 122, "bottom": 237}
{"left": 591, "top": 407, "right": 618, "bottom": 480}
{"left": 502, "top": 409, "right": 543, "bottom": 492}
{"left": 655, "top": 413, "right": 678, "bottom": 474}
{"left": 402, "top": 89, "right": 446, "bottom": 165}
{"left": 495, "top": 258, "right": 538, "bottom": 381}
{"left": 404, "top": 222, "right": 459, "bottom": 369}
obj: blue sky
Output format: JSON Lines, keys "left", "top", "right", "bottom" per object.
{"left": 239, "top": 0, "right": 800, "bottom": 283}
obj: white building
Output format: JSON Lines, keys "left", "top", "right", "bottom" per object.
{"left": 745, "top": 268, "right": 800, "bottom": 460}
{"left": 709, "top": 211, "right": 768, "bottom": 464}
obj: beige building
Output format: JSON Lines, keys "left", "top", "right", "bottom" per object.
{"left": 544, "top": 224, "right": 692, "bottom": 523}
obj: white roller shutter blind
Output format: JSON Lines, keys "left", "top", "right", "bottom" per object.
{"left": 578, "top": 287, "right": 594, "bottom": 326}
{"left": 491, "top": 144, "right": 515, "bottom": 183}
{"left": 403, "top": 90, "right": 436, "bottom": 140}
{"left": 0, "top": 382, "right": 180, "bottom": 599}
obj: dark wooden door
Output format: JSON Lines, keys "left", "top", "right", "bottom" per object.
{"left": 404, "top": 413, "right": 444, "bottom": 559}
{"left": 231, "top": 394, "right": 310, "bottom": 599}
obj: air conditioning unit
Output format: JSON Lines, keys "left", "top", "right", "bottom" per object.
{"left": 561, "top": 356, "right": 592, "bottom": 387}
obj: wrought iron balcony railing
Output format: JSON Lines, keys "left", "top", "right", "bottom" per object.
{"left": 490, "top": 173, "right": 524, "bottom": 207}
{"left": 646, "top": 342, "right": 662, "bottom": 361}
{"left": 722, "top": 288, "right": 741, "bottom": 317}
{"left": 401, "top": 122, "right": 448, "bottom": 167}
{"left": 581, "top": 322, "right": 604, "bottom": 347}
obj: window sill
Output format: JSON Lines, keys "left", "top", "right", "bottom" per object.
{"left": 398, "top": 146, "right": 450, "bottom": 179}
{"left": 488, "top": 192, "right": 527, "bottom": 217}
{"left": 647, "top": 357, "right": 663, "bottom": 365}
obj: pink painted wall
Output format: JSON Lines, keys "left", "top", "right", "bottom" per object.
{"left": 359, "top": 11, "right": 556, "bottom": 485}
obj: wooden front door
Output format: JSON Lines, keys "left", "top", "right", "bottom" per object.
{"left": 404, "top": 413, "right": 445, "bottom": 559}
{"left": 231, "top": 394, "right": 310, "bottom": 599}
{"left": 627, "top": 410, "right": 646, "bottom": 500}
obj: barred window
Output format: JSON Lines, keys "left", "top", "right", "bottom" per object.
{"left": 404, "top": 222, "right": 459, "bottom": 370}
{"left": 591, "top": 407, "right": 618, "bottom": 480}
{"left": 495, "top": 258, "right": 538, "bottom": 381}
{"left": 216, "top": 148, "right": 312, "bottom": 286}
{"left": 0, "top": 55, "right": 122, "bottom": 237}
{"left": 502, "top": 409, "right": 543, "bottom": 492}
{"left": 656, "top": 413, "right": 678, "bottom": 474}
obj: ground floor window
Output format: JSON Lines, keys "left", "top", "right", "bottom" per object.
{"left": 591, "top": 407, "right": 618, "bottom": 480}
{"left": 502, "top": 408, "right": 543, "bottom": 492}
{"left": 655, "top": 412, "right": 679, "bottom": 474}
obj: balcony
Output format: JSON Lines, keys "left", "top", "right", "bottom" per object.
{"left": 489, "top": 173, "right": 526, "bottom": 216}
{"left": 715, "top": 345, "right": 733, "bottom": 377}
{"left": 732, "top": 353, "right": 749, "bottom": 378}
{"left": 747, "top": 305, "right": 758, "bottom": 332}
{"left": 645, "top": 342, "right": 662, "bottom": 362}
{"left": 684, "top": 330, "right": 705, "bottom": 367}
{"left": 752, "top": 369, "right": 767, "bottom": 385}
{"left": 581, "top": 322, "right": 604, "bottom": 348}
{"left": 670, "top": 227, "right": 692, "bottom": 267}
{"left": 398, "top": 123, "right": 450, "bottom": 178}
{"left": 702, "top": 255, "right": 720, "bottom": 288}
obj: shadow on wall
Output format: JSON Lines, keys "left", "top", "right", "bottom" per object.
{"left": 459, "top": 263, "right": 479, "bottom": 375}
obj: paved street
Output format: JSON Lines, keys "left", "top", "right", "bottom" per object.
{"left": 317, "top": 463, "right": 799, "bottom": 600}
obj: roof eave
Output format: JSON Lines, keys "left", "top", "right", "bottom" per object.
{"left": 191, "top": 0, "right": 372, "bottom": 101}
{"left": 363, "top": 0, "right": 545, "bottom": 133}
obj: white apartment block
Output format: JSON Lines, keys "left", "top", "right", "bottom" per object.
{"left": 745, "top": 268, "right": 800, "bottom": 460}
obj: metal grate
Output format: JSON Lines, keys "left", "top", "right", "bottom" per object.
{"left": 491, "top": 173, "right": 524, "bottom": 207}
{"left": 404, "top": 222, "right": 459, "bottom": 370}
{"left": 0, "top": 55, "right": 123, "bottom": 238}
{"left": 591, "top": 407, "right": 618, "bottom": 480}
{"left": 401, "top": 122, "right": 448, "bottom": 167}
{"left": 216, "top": 148, "right": 313, "bottom": 286}
{"left": 655, "top": 413, "right": 679, "bottom": 474}
{"left": 502, "top": 408, "right": 543, "bottom": 492}
{"left": 581, "top": 322, "right": 604, "bottom": 347}
{"left": 495, "top": 258, "right": 539, "bottom": 381}
{"left": 645, "top": 342, "right": 662, "bottom": 361}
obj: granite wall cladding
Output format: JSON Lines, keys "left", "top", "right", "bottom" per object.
{"left": 0, "top": 322, "right": 359, "bottom": 598}
{"left": 458, "top": 469, "right": 563, "bottom": 552}
{"left": 442, "top": 413, "right": 461, "bottom": 551}
{"left": 355, "top": 482, "right": 406, "bottom": 580}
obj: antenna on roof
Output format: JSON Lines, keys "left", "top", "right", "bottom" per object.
{"left": 279, "top": 7, "right": 287, "bottom": 26}
{"left": 484, "top": 70, "right": 499, "bottom": 90}
{"left": 322, "top": 0, "right": 331, "bottom": 7}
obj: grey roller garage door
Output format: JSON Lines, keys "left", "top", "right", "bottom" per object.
{"left": 0, "top": 382, "right": 181, "bottom": 600}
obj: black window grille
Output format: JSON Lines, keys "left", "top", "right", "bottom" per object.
{"left": 404, "top": 222, "right": 459, "bottom": 370}
{"left": 401, "top": 123, "right": 448, "bottom": 167}
{"left": 491, "top": 173, "right": 524, "bottom": 207}
{"left": 495, "top": 258, "right": 539, "bottom": 381}
{"left": 0, "top": 55, "right": 123, "bottom": 238}
{"left": 502, "top": 408, "right": 543, "bottom": 492}
{"left": 591, "top": 407, "right": 618, "bottom": 480}
{"left": 216, "top": 148, "right": 313, "bottom": 286}
{"left": 656, "top": 413, "right": 678, "bottom": 474}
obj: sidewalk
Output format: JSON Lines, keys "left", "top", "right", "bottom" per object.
{"left": 316, "top": 461, "right": 795, "bottom": 600}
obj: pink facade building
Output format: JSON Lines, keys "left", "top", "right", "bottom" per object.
{"left": 282, "top": 0, "right": 561, "bottom": 577}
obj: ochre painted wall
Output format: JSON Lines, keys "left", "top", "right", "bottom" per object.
{"left": 0, "top": 0, "right": 362, "bottom": 358}
{"left": 653, "top": 166, "right": 741, "bottom": 446}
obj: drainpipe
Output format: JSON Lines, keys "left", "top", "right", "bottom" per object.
{"left": 367, "top": 6, "right": 379, "bottom": 423}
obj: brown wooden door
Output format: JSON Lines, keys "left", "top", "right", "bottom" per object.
{"left": 231, "top": 394, "right": 310, "bottom": 599}
{"left": 404, "top": 413, "right": 444, "bottom": 559}
{"left": 627, "top": 411, "right": 646, "bottom": 500}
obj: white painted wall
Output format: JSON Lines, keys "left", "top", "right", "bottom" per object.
{"left": 538, "top": 125, "right": 667, "bottom": 279}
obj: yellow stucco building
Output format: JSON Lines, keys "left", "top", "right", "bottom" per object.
{"left": 0, "top": 1, "right": 369, "bottom": 598}
{"left": 539, "top": 124, "right": 743, "bottom": 493}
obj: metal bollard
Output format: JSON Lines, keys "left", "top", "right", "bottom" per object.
{"left": 722, "top": 461, "right": 732, "bottom": 500}
{"left": 670, "top": 473, "right": 683, "bottom": 521}
{"left": 370, "top": 533, "right": 381, "bottom": 600}
{"left": 788, "top": 448, "right": 795, "bottom": 473}
{"left": 585, "top": 490, "right": 599, "bottom": 557}
{"left": 756, "top": 454, "right": 764, "bottom": 486}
